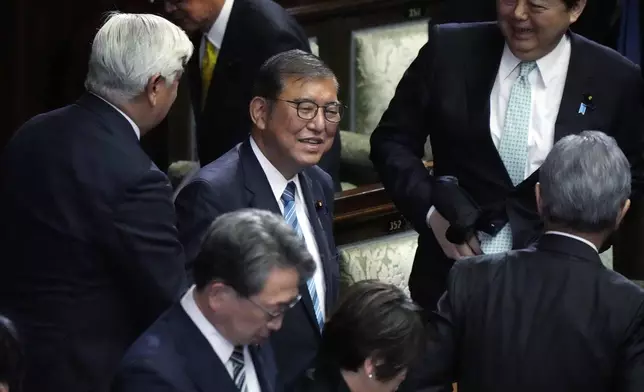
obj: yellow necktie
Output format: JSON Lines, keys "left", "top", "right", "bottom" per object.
{"left": 201, "top": 39, "right": 218, "bottom": 107}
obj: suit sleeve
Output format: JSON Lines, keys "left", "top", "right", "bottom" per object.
{"left": 411, "top": 263, "right": 463, "bottom": 392}
{"left": 111, "top": 169, "right": 186, "bottom": 327}
{"left": 272, "top": 22, "right": 312, "bottom": 54}
{"left": 618, "top": 301, "right": 644, "bottom": 392}
{"left": 111, "top": 366, "right": 181, "bottom": 392}
{"left": 174, "top": 179, "right": 222, "bottom": 275}
{"left": 318, "top": 169, "right": 341, "bottom": 304}
{"left": 613, "top": 65, "right": 644, "bottom": 198}
{"left": 369, "top": 26, "right": 439, "bottom": 236}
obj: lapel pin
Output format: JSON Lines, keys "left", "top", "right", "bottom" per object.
{"left": 578, "top": 93, "right": 595, "bottom": 115}
{"left": 315, "top": 200, "right": 324, "bottom": 210}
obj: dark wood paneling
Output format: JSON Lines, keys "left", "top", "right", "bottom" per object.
{"left": 333, "top": 162, "right": 432, "bottom": 246}
{"left": 333, "top": 183, "right": 412, "bottom": 246}
{"left": 288, "top": 0, "right": 434, "bottom": 24}
{"left": 5, "top": 0, "right": 172, "bottom": 167}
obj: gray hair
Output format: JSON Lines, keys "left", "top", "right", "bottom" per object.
{"left": 193, "top": 209, "right": 316, "bottom": 296}
{"left": 252, "top": 49, "right": 338, "bottom": 100}
{"left": 539, "top": 130, "right": 631, "bottom": 232}
{"left": 84, "top": 12, "right": 193, "bottom": 103}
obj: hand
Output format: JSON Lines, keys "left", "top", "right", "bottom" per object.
{"left": 429, "top": 209, "right": 482, "bottom": 260}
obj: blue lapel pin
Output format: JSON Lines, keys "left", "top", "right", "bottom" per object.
{"left": 579, "top": 93, "right": 594, "bottom": 115}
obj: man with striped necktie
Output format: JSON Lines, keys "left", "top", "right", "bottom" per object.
{"left": 113, "top": 209, "right": 316, "bottom": 392}
{"left": 161, "top": 0, "right": 342, "bottom": 190}
{"left": 175, "top": 49, "right": 341, "bottom": 391}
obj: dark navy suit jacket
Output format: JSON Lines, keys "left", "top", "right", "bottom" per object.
{"left": 112, "top": 303, "right": 277, "bottom": 392}
{"left": 0, "top": 93, "right": 186, "bottom": 392}
{"left": 175, "top": 139, "right": 340, "bottom": 391}
{"left": 418, "top": 234, "right": 644, "bottom": 392}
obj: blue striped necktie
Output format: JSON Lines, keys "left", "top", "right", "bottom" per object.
{"left": 281, "top": 181, "right": 324, "bottom": 331}
{"left": 229, "top": 346, "right": 247, "bottom": 392}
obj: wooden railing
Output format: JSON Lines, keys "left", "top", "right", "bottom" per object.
{"left": 333, "top": 161, "right": 432, "bottom": 246}
{"left": 287, "top": 0, "right": 433, "bottom": 23}
{"left": 333, "top": 183, "right": 411, "bottom": 246}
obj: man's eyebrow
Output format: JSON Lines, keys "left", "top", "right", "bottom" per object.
{"left": 290, "top": 97, "right": 341, "bottom": 105}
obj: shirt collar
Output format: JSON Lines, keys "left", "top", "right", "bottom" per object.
{"left": 180, "top": 285, "right": 236, "bottom": 364}
{"left": 205, "top": 0, "right": 234, "bottom": 49}
{"left": 498, "top": 34, "right": 571, "bottom": 88}
{"left": 544, "top": 231, "right": 599, "bottom": 253}
{"left": 249, "top": 136, "right": 301, "bottom": 205}
{"left": 91, "top": 93, "right": 140, "bottom": 140}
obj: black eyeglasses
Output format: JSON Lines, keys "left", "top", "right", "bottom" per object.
{"left": 246, "top": 294, "right": 302, "bottom": 321}
{"left": 274, "top": 99, "right": 345, "bottom": 123}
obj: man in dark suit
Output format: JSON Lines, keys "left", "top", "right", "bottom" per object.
{"left": 163, "top": 0, "right": 341, "bottom": 189}
{"left": 0, "top": 13, "right": 192, "bottom": 392}
{"left": 175, "top": 49, "right": 341, "bottom": 391}
{"left": 420, "top": 131, "right": 644, "bottom": 392}
{"left": 370, "top": 0, "right": 644, "bottom": 314}
{"left": 112, "top": 209, "right": 316, "bottom": 392}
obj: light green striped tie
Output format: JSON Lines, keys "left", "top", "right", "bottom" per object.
{"left": 480, "top": 61, "right": 537, "bottom": 254}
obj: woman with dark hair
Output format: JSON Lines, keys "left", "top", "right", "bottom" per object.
{"left": 0, "top": 315, "right": 24, "bottom": 392}
{"left": 305, "top": 280, "right": 425, "bottom": 392}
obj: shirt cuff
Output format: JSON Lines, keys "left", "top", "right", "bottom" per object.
{"left": 426, "top": 206, "right": 436, "bottom": 228}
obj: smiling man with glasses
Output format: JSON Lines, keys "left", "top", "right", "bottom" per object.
{"left": 175, "top": 49, "right": 341, "bottom": 391}
{"left": 113, "top": 209, "right": 316, "bottom": 392}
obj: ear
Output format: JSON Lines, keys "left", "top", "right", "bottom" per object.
{"left": 535, "top": 182, "right": 543, "bottom": 216}
{"left": 615, "top": 199, "right": 631, "bottom": 228}
{"left": 363, "top": 357, "right": 376, "bottom": 380}
{"left": 249, "top": 96, "right": 269, "bottom": 130}
{"left": 568, "top": 0, "right": 587, "bottom": 24}
{"left": 145, "top": 74, "right": 164, "bottom": 106}
{"left": 205, "top": 281, "right": 234, "bottom": 313}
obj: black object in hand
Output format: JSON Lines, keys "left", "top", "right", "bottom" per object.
{"left": 434, "top": 176, "right": 481, "bottom": 245}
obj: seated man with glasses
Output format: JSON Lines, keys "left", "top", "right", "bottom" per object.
{"left": 175, "top": 49, "right": 341, "bottom": 391}
{"left": 112, "top": 209, "right": 316, "bottom": 392}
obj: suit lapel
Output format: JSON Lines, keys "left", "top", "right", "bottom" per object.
{"left": 188, "top": 33, "right": 204, "bottom": 121}
{"left": 249, "top": 345, "right": 275, "bottom": 392}
{"left": 464, "top": 23, "right": 512, "bottom": 186}
{"left": 239, "top": 140, "right": 319, "bottom": 330}
{"left": 553, "top": 32, "right": 595, "bottom": 142}
{"left": 464, "top": 28, "right": 595, "bottom": 188}
{"left": 170, "top": 305, "right": 239, "bottom": 392}
{"left": 239, "top": 140, "right": 282, "bottom": 214}
{"left": 299, "top": 170, "right": 335, "bottom": 307}
{"left": 515, "top": 33, "right": 594, "bottom": 189}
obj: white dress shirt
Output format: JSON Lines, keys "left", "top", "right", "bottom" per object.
{"left": 250, "top": 137, "right": 326, "bottom": 317}
{"left": 489, "top": 34, "right": 571, "bottom": 178}
{"left": 200, "top": 0, "right": 234, "bottom": 64}
{"left": 91, "top": 93, "right": 140, "bottom": 140}
{"left": 544, "top": 231, "right": 598, "bottom": 253}
{"left": 181, "top": 286, "right": 262, "bottom": 392}
{"left": 427, "top": 35, "right": 571, "bottom": 227}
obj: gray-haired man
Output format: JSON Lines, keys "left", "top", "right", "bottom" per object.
{"left": 0, "top": 12, "right": 193, "bottom": 392}
{"left": 420, "top": 131, "right": 644, "bottom": 392}
{"left": 113, "top": 208, "right": 316, "bottom": 392}
{"left": 175, "top": 49, "right": 340, "bottom": 390}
